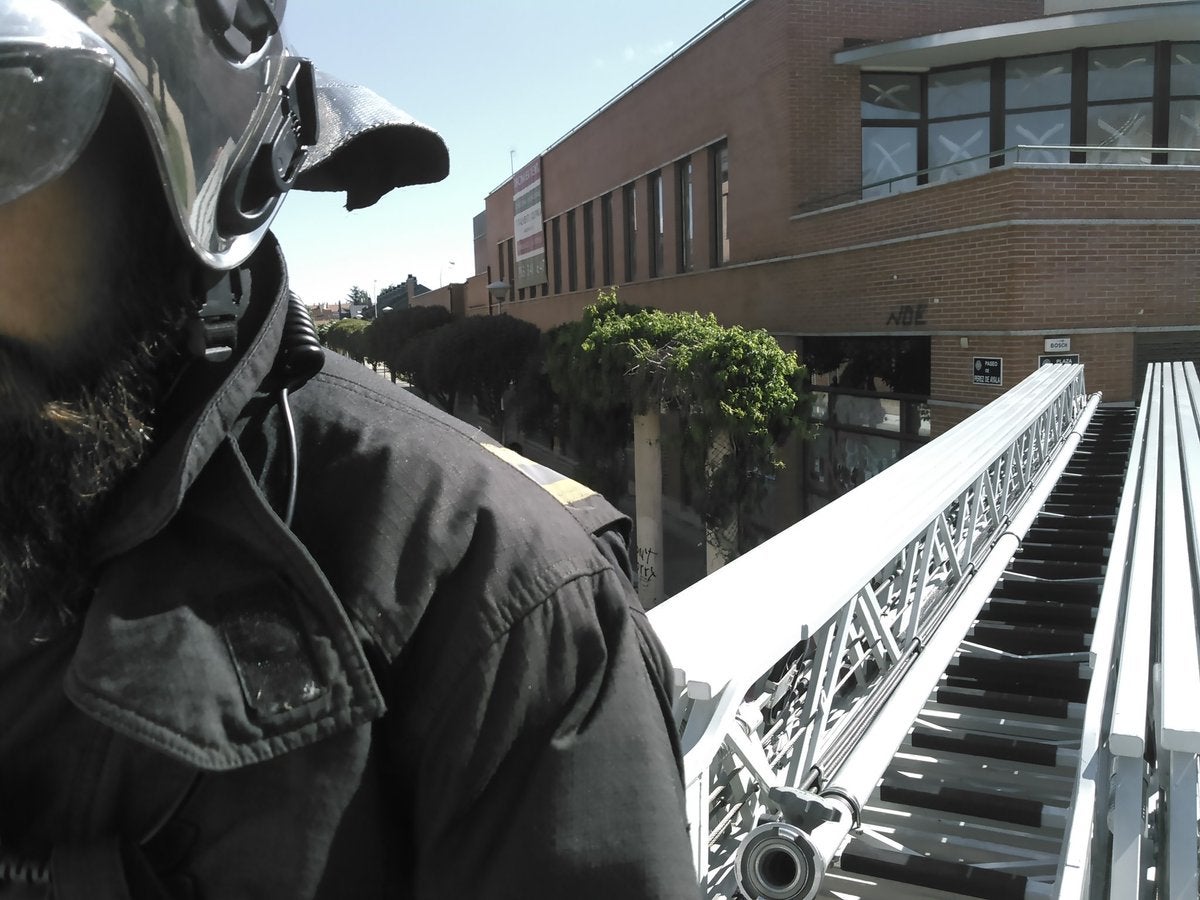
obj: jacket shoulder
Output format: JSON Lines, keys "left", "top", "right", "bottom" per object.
{"left": 280, "top": 351, "right": 635, "bottom": 661}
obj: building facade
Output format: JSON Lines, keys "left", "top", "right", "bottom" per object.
{"left": 476, "top": 0, "right": 1200, "bottom": 518}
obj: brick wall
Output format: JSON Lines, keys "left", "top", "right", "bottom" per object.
{"left": 484, "top": 0, "right": 1197, "bottom": 433}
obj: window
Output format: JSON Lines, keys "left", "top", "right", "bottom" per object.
{"left": 551, "top": 216, "right": 562, "bottom": 294}
{"left": 711, "top": 141, "right": 729, "bottom": 265}
{"left": 583, "top": 200, "right": 595, "bottom": 290}
{"left": 649, "top": 171, "right": 664, "bottom": 278}
{"left": 1005, "top": 53, "right": 1072, "bottom": 164}
{"left": 861, "top": 73, "right": 920, "bottom": 198}
{"left": 1169, "top": 42, "right": 1200, "bottom": 163}
{"left": 677, "top": 158, "right": 693, "bottom": 273}
{"left": 623, "top": 182, "right": 638, "bottom": 281}
{"left": 507, "top": 240, "right": 516, "bottom": 299}
{"left": 566, "top": 209, "right": 578, "bottom": 292}
{"left": 927, "top": 66, "right": 990, "bottom": 181}
{"left": 858, "top": 40, "right": 1200, "bottom": 197}
{"left": 1087, "top": 45, "right": 1155, "bottom": 163}
{"left": 601, "top": 192, "right": 614, "bottom": 286}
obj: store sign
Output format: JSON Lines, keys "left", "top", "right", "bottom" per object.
{"left": 973, "top": 357, "right": 1003, "bottom": 386}
{"left": 1039, "top": 353, "right": 1080, "bottom": 367}
{"left": 1044, "top": 337, "right": 1071, "bottom": 352}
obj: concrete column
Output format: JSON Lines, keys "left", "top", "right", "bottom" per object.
{"left": 705, "top": 429, "right": 738, "bottom": 572}
{"left": 633, "top": 411, "right": 665, "bottom": 608}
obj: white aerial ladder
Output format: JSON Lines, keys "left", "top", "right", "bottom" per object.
{"left": 649, "top": 362, "right": 1200, "bottom": 900}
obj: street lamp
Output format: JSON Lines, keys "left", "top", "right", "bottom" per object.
{"left": 487, "top": 279, "right": 509, "bottom": 316}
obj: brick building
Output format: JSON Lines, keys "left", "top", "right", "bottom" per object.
{"left": 474, "top": 0, "right": 1199, "bottom": 518}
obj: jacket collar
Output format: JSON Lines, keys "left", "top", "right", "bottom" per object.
{"left": 90, "top": 236, "right": 290, "bottom": 565}
{"left": 67, "top": 238, "right": 386, "bottom": 771}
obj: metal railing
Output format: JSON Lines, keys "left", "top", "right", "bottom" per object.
{"left": 649, "top": 363, "right": 1090, "bottom": 899}
{"left": 1057, "top": 361, "right": 1200, "bottom": 899}
{"left": 796, "top": 143, "right": 1200, "bottom": 215}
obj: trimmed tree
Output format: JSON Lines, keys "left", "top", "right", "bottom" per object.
{"left": 321, "top": 318, "right": 371, "bottom": 366}
{"left": 541, "top": 300, "right": 645, "bottom": 502}
{"left": 568, "top": 290, "right": 813, "bottom": 560}
{"left": 370, "top": 305, "right": 455, "bottom": 383}
{"left": 457, "top": 314, "right": 541, "bottom": 438}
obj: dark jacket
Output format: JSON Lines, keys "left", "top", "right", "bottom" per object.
{"left": 0, "top": 240, "right": 698, "bottom": 899}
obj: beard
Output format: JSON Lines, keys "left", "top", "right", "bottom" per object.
{"left": 0, "top": 264, "right": 192, "bottom": 639}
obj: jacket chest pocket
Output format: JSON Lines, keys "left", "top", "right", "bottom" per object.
{"left": 0, "top": 728, "right": 201, "bottom": 900}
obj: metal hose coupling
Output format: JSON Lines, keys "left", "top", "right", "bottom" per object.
{"left": 735, "top": 786, "right": 856, "bottom": 900}
{"left": 734, "top": 820, "right": 823, "bottom": 900}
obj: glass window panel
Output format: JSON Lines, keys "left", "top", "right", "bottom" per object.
{"left": 834, "top": 394, "right": 887, "bottom": 429}
{"left": 806, "top": 430, "right": 832, "bottom": 492}
{"left": 1006, "top": 109, "right": 1070, "bottom": 162}
{"left": 929, "top": 117, "right": 990, "bottom": 181}
{"left": 1088, "top": 46, "right": 1154, "bottom": 101}
{"left": 917, "top": 402, "right": 931, "bottom": 437}
{"left": 861, "top": 73, "right": 920, "bottom": 119}
{"left": 810, "top": 390, "right": 829, "bottom": 422}
{"left": 1168, "top": 99, "right": 1200, "bottom": 163}
{"left": 928, "top": 66, "right": 989, "bottom": 118}
{"left": 1006, "top": 53, "right": 1072, "bottom": 109}
{"left": 877, "top": 398, "right": 902, "bottom": 433}
{"left": 862, "top": 126, "right": 917, "bottom": 197}
{"left": 1172, "top": 43, "right": 1200, "bottom": 96}
{"left": 1087, "top": 101, "right": 1153, "bottom": 163}
{"left": 833, "top": 432, "right": 899, "bottom": 491}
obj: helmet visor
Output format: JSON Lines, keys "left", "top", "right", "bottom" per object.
{"left": 0, "top": 45, "right": 114, "bottom": 206}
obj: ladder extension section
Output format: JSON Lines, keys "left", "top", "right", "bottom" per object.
{"left": 649, "top": 364, "right": 1091, "bottom": 899}
{"left": 826, "top": 403, "right": 1132, "bottom": 900}
{"left": 1056, "top": 362, "right": 1200, "bottom": 900}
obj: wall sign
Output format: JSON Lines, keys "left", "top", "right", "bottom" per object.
{"left": 973, "top": 357, "right": 1003, "bottom": 386}
{"left": 1044, "top": 337, "right": 1071, "bottom": 352}
{"left": 886, "top": 304, "right": 927, "bottom": 326}
{"left": 513, "top": 157, "right": 546, "bottom": 290}
{"left": 1039, "top": 353, "right": 1080, "bottom": 367}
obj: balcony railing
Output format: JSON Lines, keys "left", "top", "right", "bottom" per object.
{"left": 795, "top": 143, "right": 1200, "bottom": 216}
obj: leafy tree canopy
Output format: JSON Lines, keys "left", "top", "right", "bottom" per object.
{"left": 370, "top": 305, "right": 455, "bottom": 381}
{"left": 563, "top": 289, "right": 813, "bottom": 547}
{"left": 456, "top": 314, "right": 541, "bottom": 426}
{"left": 321, "top": 317, "right": 371, "bottom": 364}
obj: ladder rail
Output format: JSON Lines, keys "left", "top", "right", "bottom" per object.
{"left": 810, "top": 394, "right": 1101, "bottom": 884}
{"left": 1053, "top": 372, "right": 1153, "bottom": 900}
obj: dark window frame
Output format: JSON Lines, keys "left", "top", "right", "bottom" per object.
{"left": 649, "top": 170, "right": 664, "bottom": 278}
{"left": 677, "top": 158, "right": 693, "bottom": 273}
{"left": 583, "top": 200, "right": 595, "bottom": 290}
{"left": 566, "top": 209, "right": 578, "bottom": 293}
{"left": 601, "top": 192, "right": 614, "bottom": 286}
{"left": 623, "top": 182, "right": 638, "bottom": 282}
{"left": 711, "top": 140, "right": 729, "bottom": 266}
{"left": 551, "top": 216, "right": 562, "bottom": 294}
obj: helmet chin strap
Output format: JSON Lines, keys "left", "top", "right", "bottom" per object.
{"left": 188, "top": 267, "right": 250, "bottom": 363}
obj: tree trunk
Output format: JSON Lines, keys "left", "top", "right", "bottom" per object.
{"left": 633, "top": 411, "right": 665, "bottom": 609}
{"left": 705, "top": 429, "right": 738, "bottom": 573}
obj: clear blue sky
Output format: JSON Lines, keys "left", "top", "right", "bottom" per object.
{"left": 271, "top": 1, "right": 739, "bottom": 305}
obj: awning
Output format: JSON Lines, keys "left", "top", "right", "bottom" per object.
{"left": 834, "top": 2, "right": 1200, "bottom": 71}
